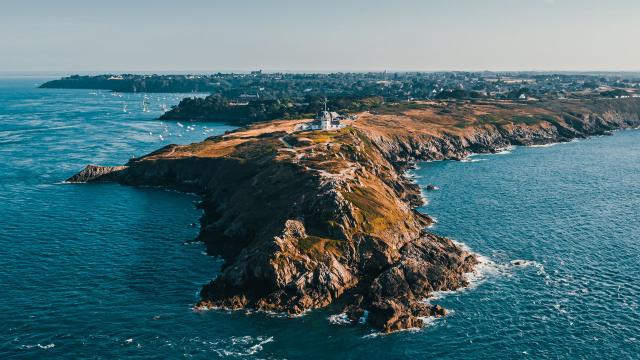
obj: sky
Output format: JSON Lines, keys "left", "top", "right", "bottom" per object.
{"left": 1, "top": 0, "right": 639, "bottom": 72}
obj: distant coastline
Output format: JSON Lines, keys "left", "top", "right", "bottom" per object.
{"left": 41, "top": 72, "right": 640, "bottom": 129}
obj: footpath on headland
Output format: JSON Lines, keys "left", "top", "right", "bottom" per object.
{"left": 67, "top": 98, "right": 640, "bottom": 332}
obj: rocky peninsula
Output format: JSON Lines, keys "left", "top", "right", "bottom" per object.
{"left": 68, "top": 98, "right": 640, "bottom": 332}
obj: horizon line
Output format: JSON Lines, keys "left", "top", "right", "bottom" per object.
{"left": 3, "top": 69, "right": 640, "bottom": 76}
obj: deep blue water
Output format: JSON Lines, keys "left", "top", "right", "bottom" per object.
{"left": 1, "top": 77, "right": 639, "bottom": 359}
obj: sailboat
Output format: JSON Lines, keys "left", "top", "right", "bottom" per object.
{"left": 142, "top": 97, "right": 150, "bottom": 112}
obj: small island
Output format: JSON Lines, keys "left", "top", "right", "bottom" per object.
{"left": 68, "top": 97, "right": 640, "bottom": 332}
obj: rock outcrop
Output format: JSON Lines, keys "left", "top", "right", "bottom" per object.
{"left": 65, "top": 165, "right": 128, "bottom": 183}
{"left": 68, "top": 98, "right": 640, "bottom": 332}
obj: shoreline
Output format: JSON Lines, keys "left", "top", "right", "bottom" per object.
{"left": 404, "top": 127, "right": 640, "bottom": 310}
{"left": 66, "top": 98, "right": 640, "bottom": 333}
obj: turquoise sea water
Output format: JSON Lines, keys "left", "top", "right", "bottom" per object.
{"left": 1, "top": 77, "right": 639, "bottom": 359}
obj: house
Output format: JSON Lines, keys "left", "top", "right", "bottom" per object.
{"left": 307, "top": 110, "right": 344, "bottom": 130}
{"left": 298, "top": 99, "right": 346, "bottom": 131}
{"left": 239, "top": 93, "right": 259, "bottom": 100}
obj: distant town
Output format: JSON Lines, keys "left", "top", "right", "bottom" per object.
{"left": 41, "top": 71, "right": 640, "bottom": 125}
{"left": 41, "top": 71, "right": 640, "bottom": 100}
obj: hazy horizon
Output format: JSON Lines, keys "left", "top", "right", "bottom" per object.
{"left": 2, "top": 0, "right": 640, "bottom": 72}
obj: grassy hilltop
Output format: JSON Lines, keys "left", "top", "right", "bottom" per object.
{"left": 68, "top": 97, "right": 640, "bottom": 332}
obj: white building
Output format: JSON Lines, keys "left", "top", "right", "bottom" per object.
{"left": 298, "top": 99, "right": 346, "bottom": 131}
{"left": 307, "top": 110, "right": 344, "bottom": 130}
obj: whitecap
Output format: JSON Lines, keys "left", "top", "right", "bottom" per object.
{"left": 510, "top": 259, "right": 538, "bottom": 267}
{"left": 362, "top": 331, "right": 385, "bottom": 339}
{"left": 416, "top": 315, "right": 440, "bottom": 327}
{"left": 426, "top": 289, "right": 457, "bottom": 301}
{"left": 214, "top": 336, "right": 274, "bottom": 357}
{"left": 417, "top": 241, "right": 506, "bottom": 306}
{"left": 362, "top": 324, "right": 425, "bottom": 339}
{"left": 510, "top": 259, "right": 546, "bottom": 276}
{"left": 193, "top": 301, "right": 309, "bottom": 318}
{"left": 495, "top": 145, "right": 516, "bottom": 154}
{"left": 530, "top": 143, "right": 557, "bottom": 148}
{"left": 463, "top": 253, "right": 507, "bottom": 288}
{"left": 553, "top": 303, "right": 568, "bottom": 314}
{"left": 19, "top": 343, "right": 55, "bottom": 350}
{"left": 327, "top": 313, "right": 351, "bottom": 325}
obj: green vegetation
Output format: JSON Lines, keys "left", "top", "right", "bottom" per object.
{"left": 160, "top": 95, "right": 383, "bottom": 125}
{"left": 298, "top": 236, "right": 347, "bottom": 259}
{"left": 41, "top": 72, "right": 640, "bottom": 127}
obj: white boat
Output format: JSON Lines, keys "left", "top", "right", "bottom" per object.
{"left": 142, "top": 98, "right": 150, "bottom": 112}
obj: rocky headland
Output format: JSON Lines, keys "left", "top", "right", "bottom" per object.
{"left": 68, "top": 98, "right": 640, "bottom": 332}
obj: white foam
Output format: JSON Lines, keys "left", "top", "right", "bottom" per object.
{"left": 419, "top": 190, "right": 429, "bottom": 206}
{"left": 416, "top": 315, "right": 440, "bottom": 326}
{"left": 530, "top": 143, "right": 557, "bottom": 148}
{"left": 362, "top": 322, "right": 428, "bottom": 339}
{"left": 327, "top": 313, "right": 351, "bottom": 325}
{"left": 553, "top": 303, "right": 568, "bottom": 314}
{"left": 463, "top": 253, "right": 506, "bottom": 289}
{"left": 510, "top": 259, "right": 547, "bottom": 277}
{"left": 362, "top": 332, "right": 384, "bottom": 339}
{"left": 426, "top": 289, "right": 457, "bottom": 301}
{"left": 214, "top": 336, "right": 274, "bottom": 357}
{"left": 359, "top": 310, "right": 369, "bottom": 324}
{"left": 193, "top": 301, "right": 309, "bottom": 318}
{"left": 449, "top": 240, "right": 510, "bottom": 291}
{"left": 19, "top": 343, "right": 55, "bottom": 350}
{"left": 510, "top": 259, "right": 540, "bottom": 267}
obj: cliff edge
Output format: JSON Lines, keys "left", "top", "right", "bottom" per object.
{"left": 69, "top": 98, "right": 640, "bottom": 332}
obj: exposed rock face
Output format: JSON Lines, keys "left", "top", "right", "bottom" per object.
{"left": 65, "top": 165, "right": 128, "bottom": 183}
{"left": 357, "top": 99, "right": 640, "bottom": 166}
{"left": 361, "top": 234, "right": 475, "bottom": 332}
{"left": 69, "top": 99, "right": 640, "bottom": 332}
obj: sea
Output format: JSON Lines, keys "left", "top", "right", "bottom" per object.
{"left": 1, "top": 76, "right": 639, "bottom": 359}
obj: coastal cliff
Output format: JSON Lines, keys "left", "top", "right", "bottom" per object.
{"left": 68, "top": 98, "right": 640, "bottom": 332}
